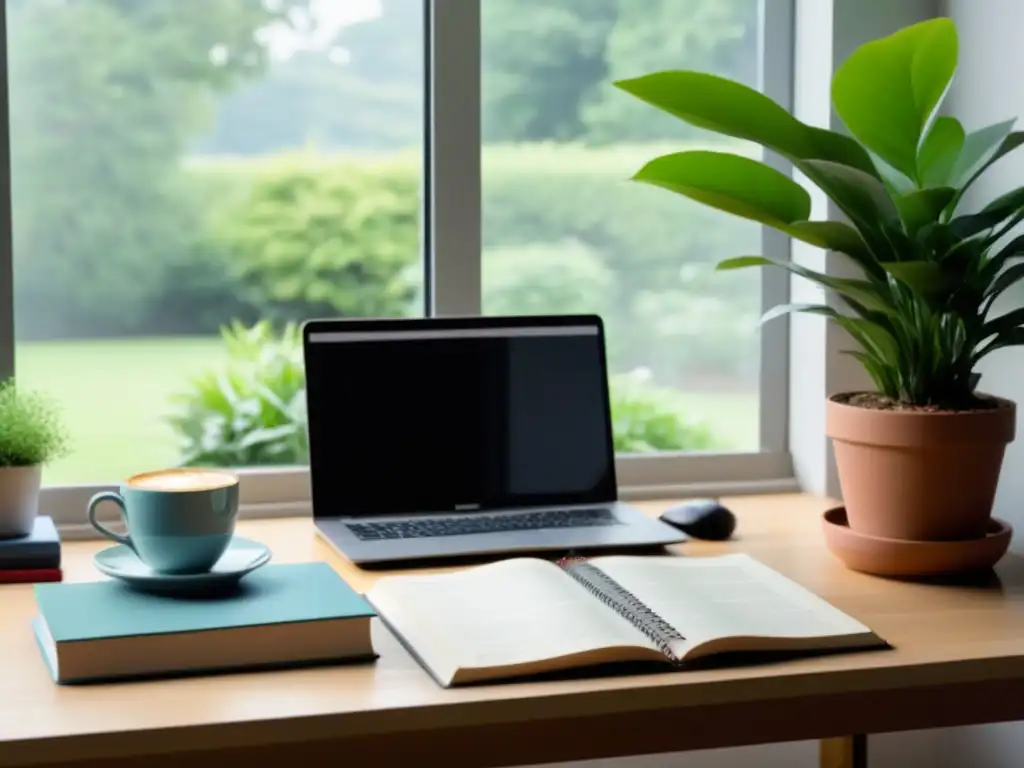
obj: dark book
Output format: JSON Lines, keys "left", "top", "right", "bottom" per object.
{"left": 33, "top": 562, "right": 376, "bottom": 683}
{"left": 0, "top": 568, "right": 61, "bottom": 584}
{"left": 0, "top": 517, "right": 60, "bottom": 570}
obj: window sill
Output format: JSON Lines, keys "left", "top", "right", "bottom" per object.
{"left": 45, "top": 452, "right": 798, "bottom": 540}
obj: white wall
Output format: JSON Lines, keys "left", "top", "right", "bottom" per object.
{"left": 922, "top": 0, "right": 1024, "bottom": 764}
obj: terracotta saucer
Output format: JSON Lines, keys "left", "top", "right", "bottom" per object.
{"left": 822, "top": 507, "right": 1012, "bottom": 578}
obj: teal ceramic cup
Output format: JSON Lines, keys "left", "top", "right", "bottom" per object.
{"left": 87, "top": 469, "right": 240, "bottom": 574}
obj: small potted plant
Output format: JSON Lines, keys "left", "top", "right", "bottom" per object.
{"left": 616, "top": 19, "right": 1023, "bottom": 562}
{"left": 0, "top": 379, "right": 69, "bottom": 537}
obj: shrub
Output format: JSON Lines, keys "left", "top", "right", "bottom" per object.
{"left": 610, "top": 373, "right": 720, "bottom": 453}
{"left": 166, "top": 320, "right": 307, "bottom": 467}
{"left": 167, "top": 322, "right": 721, "bottom": 466}
{"left": 210, "top": 153, "right": 420, "bottom": 321}
{"left": 0, "top": 380, "right": 70, "bottom": 467}
{"left": 184, "top": 144, "right": 760, "bottom": 383}
{"left": 482, "top": 239, "right": 614, "bottom": 316}
{"left": 480, "top": 142, "right": 760, "bottom": 286}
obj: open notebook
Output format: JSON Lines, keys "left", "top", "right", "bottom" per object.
{"left": 366, "top": 553, "right": 885, "bottom": 687}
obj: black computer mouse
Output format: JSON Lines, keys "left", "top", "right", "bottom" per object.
{"left": 659, "top": 499, "right": 736, "bottom": 541}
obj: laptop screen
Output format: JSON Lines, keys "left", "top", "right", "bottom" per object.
{"left": 303, "top": 317, "right": 617, "bottom": 517}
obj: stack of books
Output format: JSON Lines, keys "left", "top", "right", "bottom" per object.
{"left": 0, "top": 516, "right": 62, "bottom": 584}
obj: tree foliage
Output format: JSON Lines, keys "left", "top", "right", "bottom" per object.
{"left": 8, "top": 0, "right": 312, "bottom": 338}
{"left": 584, "top": 0, "right": 759, "bottom": 142}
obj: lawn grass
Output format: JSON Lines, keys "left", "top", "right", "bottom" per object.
{"left": 15, "top": 337, "right": 758, "bottom": 486}
{"left": 16, "top": 337, "right": 226, "bottom": 485}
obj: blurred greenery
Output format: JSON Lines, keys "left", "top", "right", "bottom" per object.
{"left": 8, "top": 0, "right": 765, "bottom": 480}
{"left": 7, "top": 0, "right": 315, "bottom": 338}
{"left": 167, "top": 321, "right": 307, "bottom": 467}
{"left": 482, "top": 240, "right": 615, "bottom": 317}
{"left": 213, "top": 157, "right": 419, "bottom": 321}
{"left": 584, "top": 0, "right": 759, "bottom": 142}
{"left": 610, "top": 374, "right": 719, "bottom": 453}
{"left": 165, "top": 322, "right": 724, "bottom": 467}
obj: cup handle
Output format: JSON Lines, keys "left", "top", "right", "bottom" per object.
{"left": 87, "top": 491, "right": 135, "bottom": 552}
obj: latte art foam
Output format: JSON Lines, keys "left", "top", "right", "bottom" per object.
{"left": 128, "top": 470, "right": 237, "bottom": 492}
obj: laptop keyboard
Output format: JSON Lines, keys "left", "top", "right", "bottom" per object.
{"left": 346, "top": 507, "right": 621, "bottom": 541}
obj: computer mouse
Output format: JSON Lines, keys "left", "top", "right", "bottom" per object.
{"left": 659, "top": 499, "right": 736, "bottom": 541}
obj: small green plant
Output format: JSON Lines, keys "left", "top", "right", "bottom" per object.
{"left": 618, "top": 19, "right": 1024, "bottom": 409}
{"left": 167, "top": 320, "right": 307, "bottom": 467}
{"left": 168, "top": 323, "right": 720, "bottom": 465}
{"left": 610, "top": 373, "right": 720, "bottom": 453}
{"left": 0, "top": 379, "right": 70, "bottom": 467}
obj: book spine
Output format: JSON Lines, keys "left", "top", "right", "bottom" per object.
{"left": 0, "top": 568, "right": 62, "bottom": 584}
{"left": 560, "top": 559, "right": 684, "bottom": 662}
{"left": 0, "top": 544, "right": 60, "bottom": 569}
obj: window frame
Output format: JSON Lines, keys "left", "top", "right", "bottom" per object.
{"left": 0, "top": 0, "right": 799, "bottom": 533}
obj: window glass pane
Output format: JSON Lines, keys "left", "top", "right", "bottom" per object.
{"left": 8, "top": 0, "right": 424, "bottom": 484}
{"left": 482, "top": 0, "right": 763, "bottom": 455}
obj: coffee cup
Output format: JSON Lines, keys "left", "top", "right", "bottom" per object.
{"left": 87, "top": 468, "right": 240, "bottom": 574}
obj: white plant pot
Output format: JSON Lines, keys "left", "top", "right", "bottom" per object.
{"left": 0, "top": 465, "right": 42, "bottom": 538}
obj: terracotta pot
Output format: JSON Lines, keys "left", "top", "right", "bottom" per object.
{"left": 0, "top": 465, "right": 41, "bottom": 538}
{"left": 826, "top": 394, "right": 1016, "bottom": 542}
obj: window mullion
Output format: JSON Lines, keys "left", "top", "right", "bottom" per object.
{"left": 758, "top": 0, "right": 795, "bottom": 454}
{"left": 426, "top": 0, "right": 482, "bottom": 318}
{"left": 0, "top": 0, "right": 13, "bottom": 381}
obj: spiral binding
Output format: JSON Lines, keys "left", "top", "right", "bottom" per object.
{"left": 558, "top": 556, "right": 685, "bottom": 663}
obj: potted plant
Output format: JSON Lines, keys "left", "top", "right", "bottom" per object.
{"left": 0, "top": 379, "right": 69, "bottom": 537}
{"left": 616, "top": 19, "right": 1022, "bottom": 546}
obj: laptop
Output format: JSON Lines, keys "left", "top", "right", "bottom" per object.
{"left": 302, "top": 315, "right": 686, "bottom": 565}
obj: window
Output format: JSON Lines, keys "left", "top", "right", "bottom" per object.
{"left": 481, "top": 0, "right": 765, "bottom": 458}
{"left": 0, "top": 0, "right": 793, "bottom": 524}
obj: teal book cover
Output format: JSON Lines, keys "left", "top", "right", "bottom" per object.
{"left": 34, "top": 562, "right": 375, "bottom": 642}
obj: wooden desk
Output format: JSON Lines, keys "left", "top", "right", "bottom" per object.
{"left": 5, "top": 493, "right": 1024, "bottom": 768}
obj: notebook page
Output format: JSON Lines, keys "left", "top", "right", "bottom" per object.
{"left": 590, "top": 554, "right": 871, "bottom": 650}
{"left": 368, "top": 558, "right": 657, "bottom": 675}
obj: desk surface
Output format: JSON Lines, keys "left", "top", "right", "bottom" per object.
{"left": 5, "top": 494, "right": 1024, "bottom": 767}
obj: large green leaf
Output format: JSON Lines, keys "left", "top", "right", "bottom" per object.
{"left": 615, "top": 72, "right": 808, "bottom": 154}
{"left": 979, "top": 233, "right": 1024, "bottom": 286}
{"left": 832, "top": 18, "right": 958, "bottom": 180}
{"left": 976, "top": 327, "right": 1024, "bottom": 362}
{"left": 799, "top": 160, "right": 902, "bottom": 251}
{"left": 950, "top": 185, "right": 1024, "bottom": 239}
{"left": 803, "top": 126, "right": 882, "bottom": 177}
{"left": 871, "top": 153, "right": 917, "bottom": 195}
{"left": 894, "top": 187, "right": 956, "bottom": 238}
{"left": 950, "top": 118, "right": 1016, "bottom": 183}
{"left": 760, "top": 303, "right": 898, "bottom": 369}
{"left": 880, "top": 261, "right": 958, "bottom": 301}
{"left": 785, "top": 220, "right": 879, "bottom": 274}
{"left": 632, "top": 151, "right": 811, "bottom": 227}
{"left": 716, "top": 255, "right": 891, "bottom": 312}
{"left": 614, "top": 71, "right": 879, "bottom": 177}
{"left": 759, "top": 302, "right": 834, "bottom": 325}
{"left": 985, "top": 262, "right": 1024, "bottom": 307}
{"left": 833, "top": 316, "right": 900, "bottom": 363}
{"left": 954, "top": 130, "right": 1024, "bottom": 209}
{"left": 917, "top": 117, "right": 965, "bottom": 187}
{"left": 981, "top": 306, "right": 1024, "bottom": 339}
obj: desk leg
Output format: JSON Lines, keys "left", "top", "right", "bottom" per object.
{"left": 820, "top": 735, "right": 867, "bottom": 768}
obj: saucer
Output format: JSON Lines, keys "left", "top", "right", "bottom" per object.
{"left": 94, "top": 537, "right": 272, "bottom": 596}
{"left": 822, "top": 507, "right": 1012, "bottom": 578}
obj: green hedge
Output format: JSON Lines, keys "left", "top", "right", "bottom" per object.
{"left": 17, "top": 143, "right": 762, "bottom": 383}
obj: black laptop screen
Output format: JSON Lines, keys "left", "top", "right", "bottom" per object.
{"left": 303, "top": 319, "right": 617, "bottom": 517}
